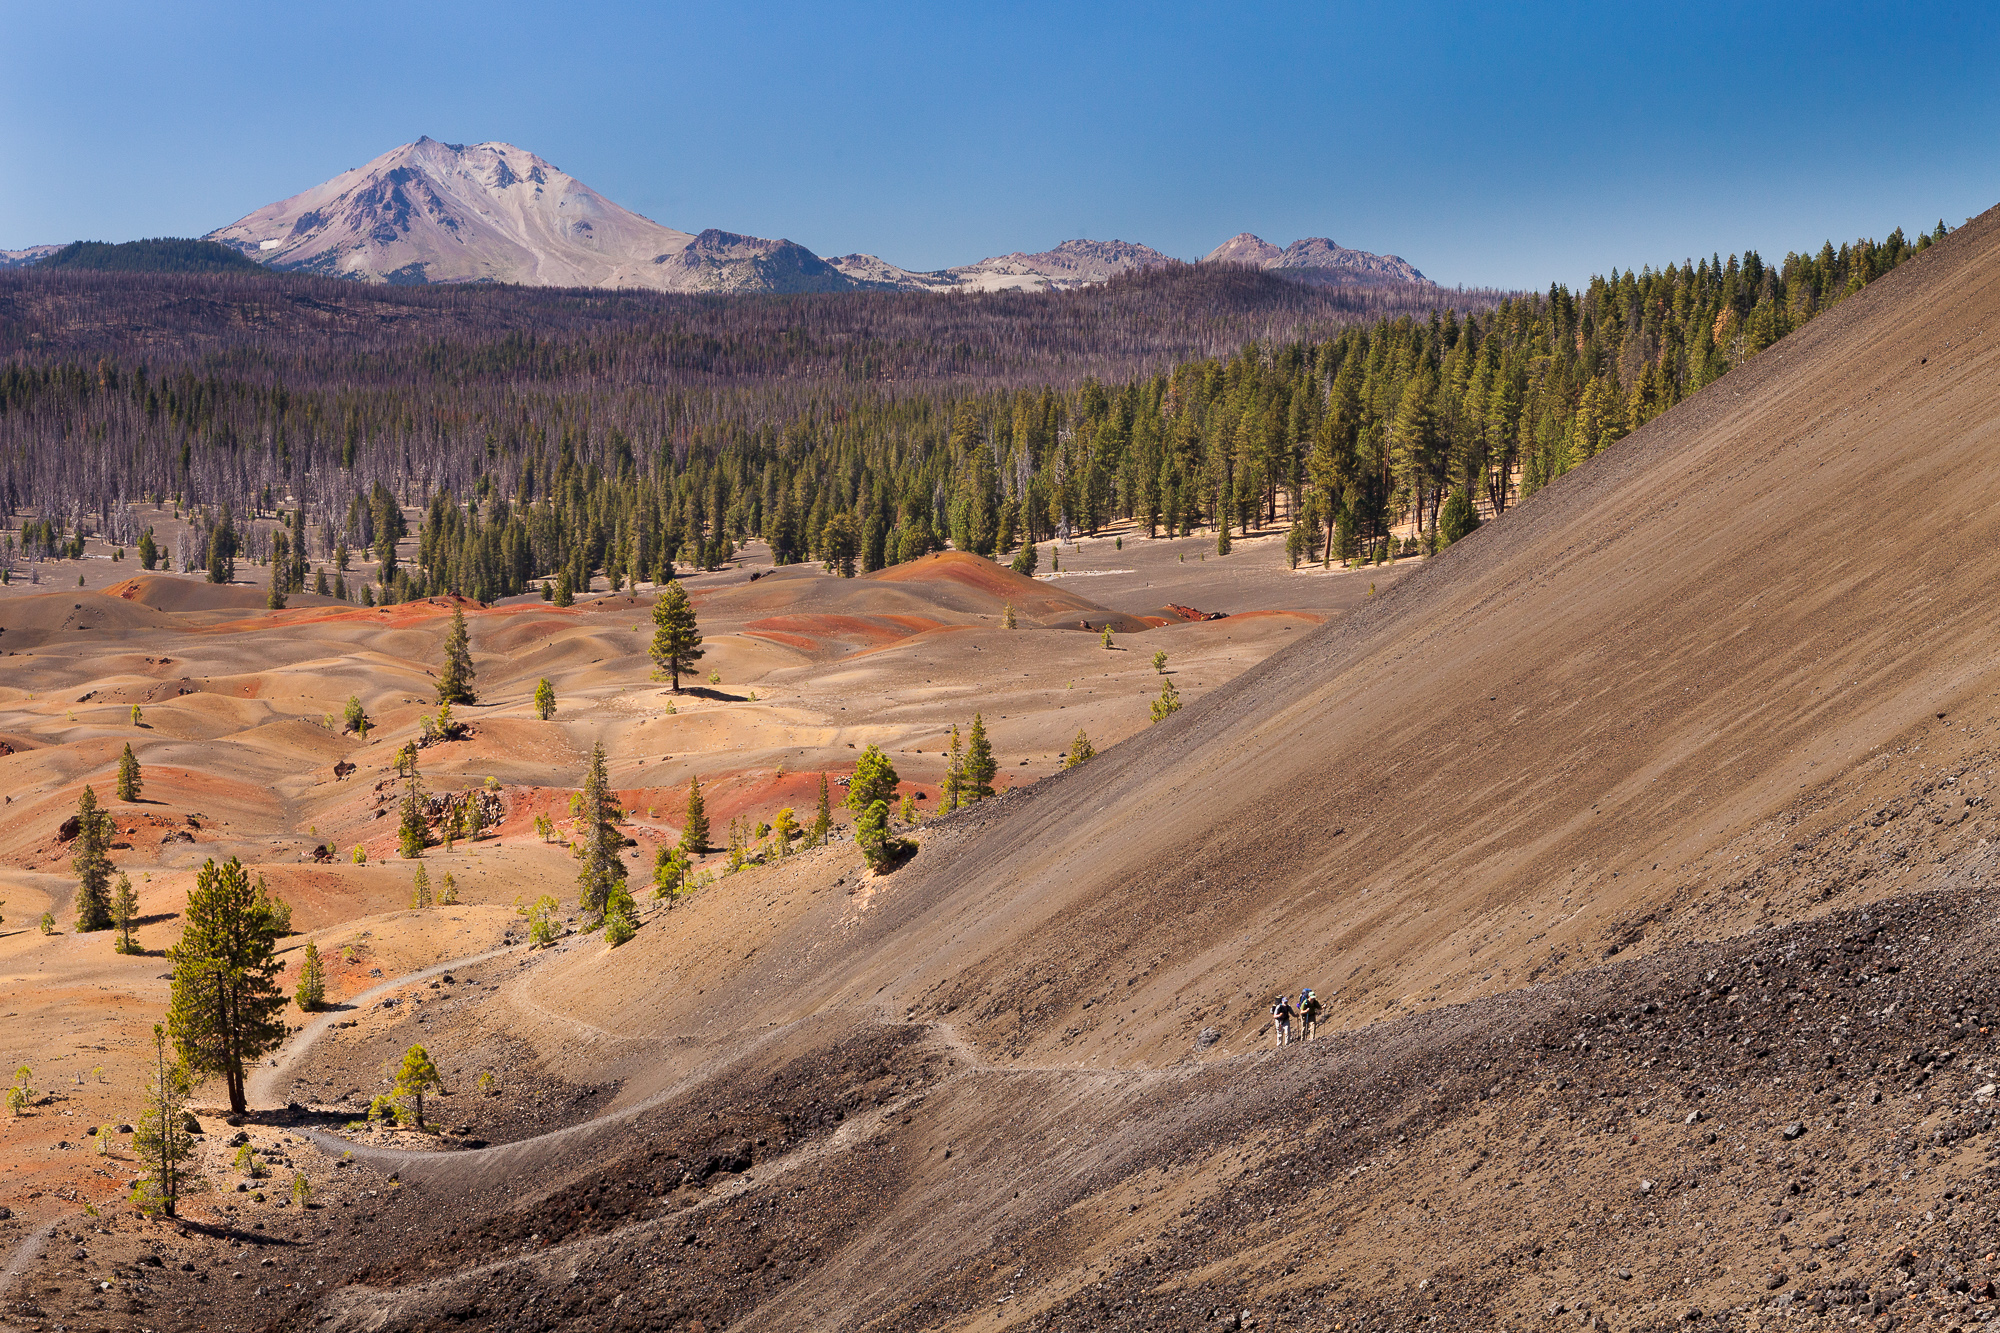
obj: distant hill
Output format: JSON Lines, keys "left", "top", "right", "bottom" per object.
{"left": 0, "top": 245, "right": 60, "bottom": 270}
{"left": 38, "top": 238, "right": 264, "bottom": 274}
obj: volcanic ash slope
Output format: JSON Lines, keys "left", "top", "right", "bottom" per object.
{"left": 283, "top": 206, "right": 2000, "bottom": 1331}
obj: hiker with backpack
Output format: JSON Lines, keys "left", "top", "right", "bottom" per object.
{"left": 1299, "top": 987, "right": 1323, "bottom": 1040}
{"left": 1271, "top": 994, "right": 1295, "bottom": 1047}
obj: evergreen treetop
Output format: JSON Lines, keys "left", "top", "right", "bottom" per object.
{"left": 849, "top": 744, "right": 899, "bottom": 814}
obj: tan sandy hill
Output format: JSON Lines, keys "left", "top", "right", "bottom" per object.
{"left": 97, "top": 206, "right": 2000, "bottom": 1332}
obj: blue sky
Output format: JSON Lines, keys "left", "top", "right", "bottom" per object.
{"left": 4, "top": 1, "right": 1995, "bottom": 289}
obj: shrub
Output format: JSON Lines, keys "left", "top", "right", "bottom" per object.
{"left": 527, "top": 895, "right": 560, "bottom": 947}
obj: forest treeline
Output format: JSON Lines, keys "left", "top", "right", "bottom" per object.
{"left": 0, "top": 224, "right": 1943, "bottom": 602}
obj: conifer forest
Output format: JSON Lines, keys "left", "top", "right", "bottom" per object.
{"left": 0, "top": 225, "right": 1943, "bottom": 602}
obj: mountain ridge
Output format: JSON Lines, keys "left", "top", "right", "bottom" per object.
{"left": 2, "top": 136, "right": 1447, "bottom": 296}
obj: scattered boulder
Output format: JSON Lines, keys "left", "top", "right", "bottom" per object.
{"left": 333, "top": 761, "right": 356, "bottom": 781}
{"left": 57, "top": 814, "right": 80, "bottom": 842}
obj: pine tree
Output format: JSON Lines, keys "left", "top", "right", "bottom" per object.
{"left": 1438, "top": 486, "right": 1480, "bottom": 546}
{"left": 137, "top": 528, "right": 157, "bottom": 571}
{"left": 116, "top": 743, "right": 141, "bottom": 801}
{"left": 295, "top": 939, "right": 325, "bottom": 1011}
{"left": 812, "top": 773, "right": 832, "bottom": 846}
{"left": 964, "top": 713, "right": 997, "bottom": 801}
{"left": 856, "top": 800, "right": 892, "bottom": 871}
{"left": 131, "top": 1025, "right": 202, "bottom": 1217}
{"left": 398, "top": 761, "right": 427, "bottom": 859}
{"left": 552, "top": 568, "right": 574, "bottom": 606}
{"left": 653, "top": 845, "right": 687, "bottom": 903}
{"left": 266, "top": 575, "right": 286, "bottom": 610}
{"left": 576, "top": 741, "right": 625, "bottom": 919}
{"left": 1150, "top": 677, "right": 1183, "bottom": 723}
{"left": 410, "top": 864, "right": 432, "bottom": 910}
{"left": 649, "top": 579, "right": 705, "bottom": 692}
{"left": 1002, "top": 602, "right": 1017, "bottom": 629}
{"left": 941, "top": 727, "right": 963, "bottom": 812}
{"left": 1064, "top": 730, "right": 1096, "bottom": 768}
{"left": 1101, "top": 625, "right": 1113, "bottom": 649}
{"left": 680, "top": 775, "right": 710, "bottom": 854}
{"left": 534, "top": 678, "right": 556, "bottom": 720}
{"left": 167, "top": 857, "right": 288, "bottom": 1115}
{"left": 392, "top": 1044, "right": 444, "bottom": 1129}
{"left": 111, "top": 873, "right": 139, "bottom": 953}
{"left": 437, "top": 606, "right": 476, "bottom": 705}
{"left": 71, "top": 785, "right": 113, "bottom": 932}
{"left": 899, "top": 791, "right": 916, "bottom": 824}
{"left": 849, "top": 744, "right": 900, "bottom": 815}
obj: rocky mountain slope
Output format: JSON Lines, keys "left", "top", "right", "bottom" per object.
{"left": 1204, "top": 230, "right": 1431, "bottom": 284}
{"left": 831, "top": 238, "right": 1175, "bottom": 293}
{"left": 204, "top": 137, "right": 848, "bottom": 293}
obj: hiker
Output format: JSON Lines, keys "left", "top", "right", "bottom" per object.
{"left": 1271, "top": 994, "right": 1295, "bottom": 1047}
{"left": 1299, "top": 987, "right": 1323, "bottom": 1040}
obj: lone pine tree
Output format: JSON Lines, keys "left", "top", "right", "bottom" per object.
{"left": 71, "top": 785, "right": 114, "bottom": 932}
{"left": 1065, "top": 729, "right": 1097, "bottom": 768}
{"left": 576, "top": 741, "right": 625, "bottom": 919}
{"left": 111, "top": 873, "right": 139, "bottom": 953}
{"left": 964, "top": 714, "right": 997, "bottom": 801}
{"left": 131, "top": 1025, "right": 202, "bottom": 1217}
{"left": 534, "top": 677, "right": 556, "bottom": 720}
{"left": 941, "top": 727, "right": 964, "bottom": 812}
{"left": 168, "top": 857, "right": 288, "bottom": 1115}
{"left": 650, "top": 579, "right": 704, "bottom": 693}
{"left": 295, "top": 939, "right": 326, "bottom": 1011}
{"left": 437, "top": 605, "right": 477, "bottom": 705}
{"left": 680, "top": 774, "right": 710, "bottom": 854}
{"left": 116, "top": 743, "right": 142, "bottom": 801}
{"left": 812, "top": 773, "right": 832, "bottom": 846}
{"left": 398, "top": 758, "right": 427, "bottom": 859}
{"left": 393, "top": 1044, "right": 445, "bottom": 1129}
